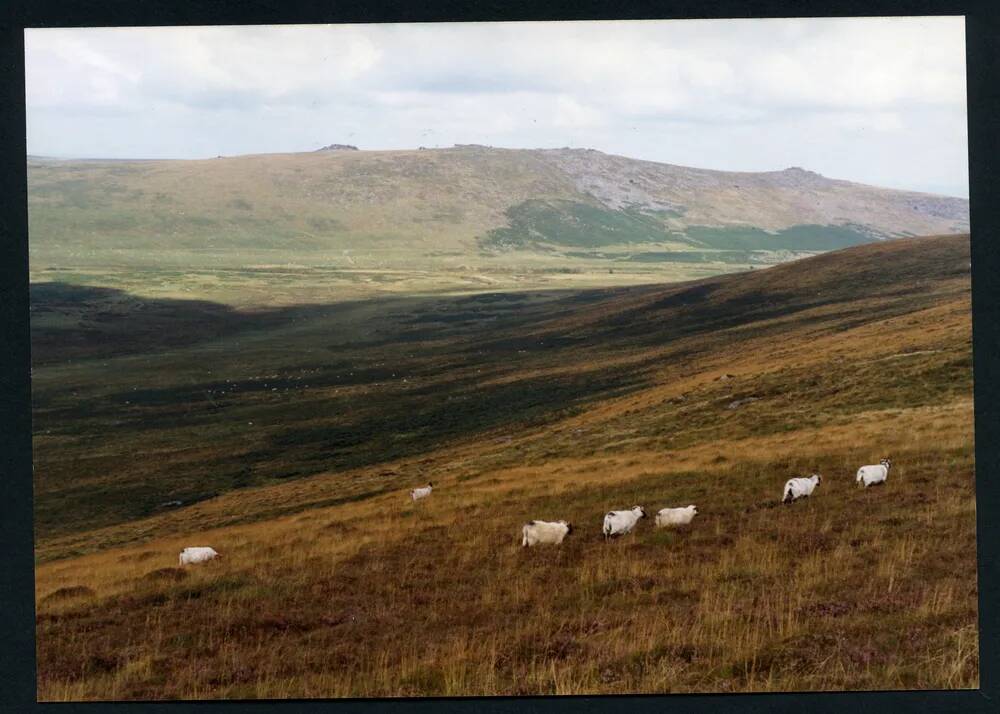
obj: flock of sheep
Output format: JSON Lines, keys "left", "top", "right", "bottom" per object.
{"left": 176, "top": 459, "right": 893, "bottom": 563}
{"left": 517, "top": 457, "right": 892, "bottom": 547}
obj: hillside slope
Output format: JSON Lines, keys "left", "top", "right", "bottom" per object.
{"left": 32, "top": 234, "right": 972, "bottom": 546}
{"left": 28, "top": 147, "right": 969, "bottom": 276}
{"left": 33, "top": 235, "right": 975, "bottom": 697}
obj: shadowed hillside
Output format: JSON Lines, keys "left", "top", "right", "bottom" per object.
{"left": 30, "top": 283, "right": 308, "bottom": 365}
{"left": 33, "top": 235, "right": 976, "bottom": 698}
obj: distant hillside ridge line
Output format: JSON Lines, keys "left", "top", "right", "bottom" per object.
{"left": 28, "top": 145, "right": 968, "bottom": 199}
{"left": 27, "top": 146, "right": 969, "bottom": 272}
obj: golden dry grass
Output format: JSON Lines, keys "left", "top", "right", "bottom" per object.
{"left": 34, "top": 414, "right": 977, "bottom": 698}
{"left": 33, "top": 235, "right": 977, "bottom": 699}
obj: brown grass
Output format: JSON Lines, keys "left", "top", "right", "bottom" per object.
{"left": 33, "top": 235, "right": 978, "bottom": 699}
{"left": 34, "top": 422, "right": 977, "bottom": 698}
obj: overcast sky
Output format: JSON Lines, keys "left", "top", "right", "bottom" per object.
{"left": 25, "top": 17, "right": 968, "bottom": 196}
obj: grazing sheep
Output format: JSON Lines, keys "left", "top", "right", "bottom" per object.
{"left": 603, "top": 506, "right": 647, "bottom": 539}
{"left": 782, "top": 474, "right": 822, "bottom": 503}
{"left": 857, "top": 458, "right": 892, "bottom": 488}
{"left": 179, "top": 547, "right": 220, "bottom": 566}
{"left": 410, "top": 482, "right": 433, "bottom": 501}
{"left": 655, "top": 505, "right": 698, "bottom": 528}
{"left": 521, "top": 520, "right": 573, "bottom": 547}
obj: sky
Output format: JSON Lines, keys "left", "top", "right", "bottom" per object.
{"left": 24, "top": 17, "right": 969, "bottom": 197}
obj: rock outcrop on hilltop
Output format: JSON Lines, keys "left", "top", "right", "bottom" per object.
{"left": 316, "top": 144, "right": 359, "bottom": 151}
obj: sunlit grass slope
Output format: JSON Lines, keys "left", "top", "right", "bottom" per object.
{"left": 33, "top": 234, "right": 976, "bottom": 698}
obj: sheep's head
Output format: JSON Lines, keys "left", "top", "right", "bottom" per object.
{"left": 565, "top": 522, "right": 574, "bottom": 535}
{"left": 881, "top": 458, "right": 892, "bottom": 469}
{"left": 814, "top": 474, "right": 822, "bottom": 483}
{"left": 428, "top": 482, "right": 433, "bottom": 488}
{"left": 635, "top": 506, "right": 647, "bottom": 518}
{"left": 689, "top": 505, "right": 698, "bottom": 513}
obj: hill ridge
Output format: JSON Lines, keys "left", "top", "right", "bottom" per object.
{"left": 27, "top": 144, "right": 970, "bottom": 308}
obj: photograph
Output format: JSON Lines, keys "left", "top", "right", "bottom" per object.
{"left": 25, "top": 16, "right": 977, "bottom": 700}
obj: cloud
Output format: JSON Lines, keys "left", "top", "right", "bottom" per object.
{"left": 552, "top": 96, "right": 605, "bottom": 129}
{"left": 24, "top": 17, "right": 968, "bottom": 196}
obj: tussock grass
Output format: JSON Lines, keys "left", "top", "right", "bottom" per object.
{"left": 33, "top": 235, "right": 977, "bottom": 698}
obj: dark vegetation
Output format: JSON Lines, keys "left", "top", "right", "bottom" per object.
{"left": 481, "top": 199, "right": 671, "bottom": 249}
{"left": 681, "top": 223, "right": 876, "bottom": 251}
{"left": 480, "top": 199, "right": 877, "bottom": 253}
{"left": 29, "top": 283, "right": 309, "bottom": 365}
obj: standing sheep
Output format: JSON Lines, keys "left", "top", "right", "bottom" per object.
{"left": 179, "top": 547, "right": 220, "bottom": 566}
{"left": 654, "top": 505, "right": 698, "bottom": 528}
{"left": 782, "top": 474, "right": 822, "bottom": 503}
{"left": 857, "top": 458, "right": 892, "bottom": 488}
{"left": 602, "top": 506, "right": 647, "bottom": 539}
{"left": 410, "top": 482, "right": 433, "bottom": 501}
{"left": 521, "top": 520, "right": 573, "bottom": 547}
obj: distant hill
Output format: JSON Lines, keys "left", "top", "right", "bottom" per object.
{"left": 27, "top": 146, "right": 969, "bottom": 272}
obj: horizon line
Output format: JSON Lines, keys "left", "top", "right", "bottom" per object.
{"left": 24, "top": 146, "right": 971, "bottom": 200}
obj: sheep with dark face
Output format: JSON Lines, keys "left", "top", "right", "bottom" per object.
{"left": 521, "top": 520, "right": 573, "bottom": 547}
{"left": 782, "top": 474, "right": 822, "bottom": 503}
{"left": 857, "top": 458, "right": 892, "bottom": 488}
{"left": 603, "top": 506, "right": 646, "bottom": 539}
{"left": 410, "top": 482, "right": 433, "bottom": 501}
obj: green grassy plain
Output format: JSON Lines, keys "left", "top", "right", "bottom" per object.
{"left": 32, "top": 234, "right": 976, "bottom": 698}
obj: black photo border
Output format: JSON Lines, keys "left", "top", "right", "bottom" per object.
{"left": 1, "top": 1, "right": 997, "bottom": 711}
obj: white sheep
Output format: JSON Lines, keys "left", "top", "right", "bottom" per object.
{"left": 521, "top": 520, "right": 573, "bottom": 547}
{"left": 603, "top": 506, "right": 647, "bottom": 539}
{"left": 782, "top": 474, "right": 822, "bottom": 503}
{"left": 654, "top": 505, "right": 698, "bottom": 528}
{"left": 410, "top": 482, "right": 433, "bottom": 501}
{"left": 179, "top": 546, "right": 220, "bottom": 566}
{"left": 857, "top": 458, "right": 892, "bottom": 488}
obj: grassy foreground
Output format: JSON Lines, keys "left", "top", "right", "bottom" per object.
{"left": 33, "top": 235, "right": 977, "bottom": 698}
